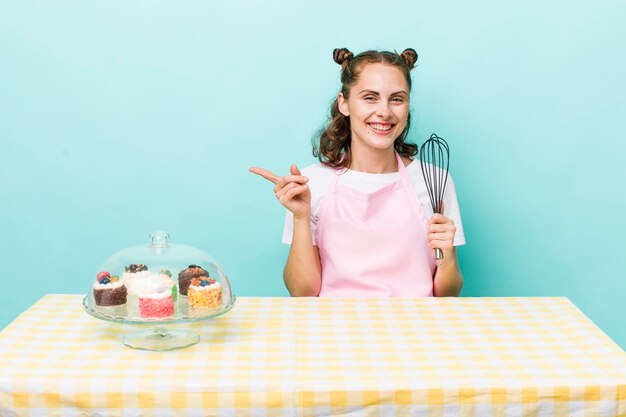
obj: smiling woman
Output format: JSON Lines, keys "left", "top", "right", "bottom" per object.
{"left": 250, "top": 48, "right": 465, "bottom": 298}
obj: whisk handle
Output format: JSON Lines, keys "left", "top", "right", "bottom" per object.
{"left": 435, "top": 248, "right": 444, "bottom": 266}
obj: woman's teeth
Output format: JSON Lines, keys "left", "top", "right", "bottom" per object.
{"left": 369, "top": 123, "right": 392, "bottom": 131}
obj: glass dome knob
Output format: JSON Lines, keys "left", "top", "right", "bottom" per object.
{"left": 150, "top": 231, "right": 170, "bottom": 248}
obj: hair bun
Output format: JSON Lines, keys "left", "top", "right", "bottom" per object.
{"left": 333, "top": 48, "right": 354, "bottom": 66}
{"left": 401, "top": 48, "right": 418, "bottom": 70}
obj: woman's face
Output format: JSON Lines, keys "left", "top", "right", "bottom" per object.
{"left": 338, "top": 63, "right": 410, "bottom": 154}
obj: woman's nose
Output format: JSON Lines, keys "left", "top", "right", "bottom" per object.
{"left": 376, "top": 102, "right": 391, "bottom": 118}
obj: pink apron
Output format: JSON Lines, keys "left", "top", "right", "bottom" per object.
{"left": 315, "top": 152, "right": 435, "bottom": 297}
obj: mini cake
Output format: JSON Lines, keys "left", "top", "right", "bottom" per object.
{"left": 122, "top": 264, "right": 150, "bottom": 295}
{"left": 187, "top": 276, "right": 222, "bottom": 309}
{"left": 135, "top": 277, "right": 175, "bottom": 318}
{"left": 159, "top": 269, "right": 178, "bottom": 302}
{"left": 178, "top": 264, "right": 208, "bottom": 296}
{"left": 93, "top": 271, "right": 127, "bottom": 306}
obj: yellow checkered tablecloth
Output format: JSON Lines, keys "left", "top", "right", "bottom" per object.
{"left": 0, "top": 295, "right": 625, "bottom": 417}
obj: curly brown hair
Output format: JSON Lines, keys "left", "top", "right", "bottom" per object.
{"left": 313, "top": 48, "right": 419, "bottom": 169}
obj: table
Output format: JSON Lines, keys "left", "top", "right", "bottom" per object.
{"left": 0, "top": 295, "right": 625, "bottom": 416}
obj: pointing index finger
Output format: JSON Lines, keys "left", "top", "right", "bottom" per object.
{"left": 249, "top": 167, "right": 280, "bottom": 184}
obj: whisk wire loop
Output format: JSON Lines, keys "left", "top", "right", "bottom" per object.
{"left": 419, "top": 134, "right": 450, "bottom": 264}
{"left": 420, "top": 133, "right": 449, "bottom": 215}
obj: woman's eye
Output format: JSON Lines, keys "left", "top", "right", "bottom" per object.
{"left": 364, "top": 96, "right": 376, "bottom": 101}
{"left": 392, "top": 97, "right": 405, "bottom": 103}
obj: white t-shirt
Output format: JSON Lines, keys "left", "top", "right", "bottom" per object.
{"left": 282, "top": 160, "right": 466, "bottom": 246}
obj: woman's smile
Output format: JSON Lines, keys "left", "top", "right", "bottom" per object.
{"left": 367, "top": 122, "right": 395, "bottom": 136}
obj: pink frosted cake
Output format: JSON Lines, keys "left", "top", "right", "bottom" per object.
{"left": 135, "top": 276, "right": 175, "bottom": 318}
{"left": 138, "top": 294, "right": 174, "bottom": 318}
{"left": 93, "top": 271, "right": 127, "bottom": 306}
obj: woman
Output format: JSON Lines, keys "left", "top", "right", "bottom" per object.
{"left": 250, "top": 48, "right": 465, "bottom": 297}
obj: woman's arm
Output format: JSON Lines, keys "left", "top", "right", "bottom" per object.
{"left": 433, "top": 246, "right": 463, "bottom": 296}
{"left": 283, "top": 215, "right": 322, "bottom": 296}
{"left": 428, "top": 212, "right": 464, "bottom": 297}
{"left": 249, "top": 164, "right": 321, "bottom": 296}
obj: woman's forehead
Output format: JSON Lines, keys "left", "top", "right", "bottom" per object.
{"left": 353, "top": 63, "right": 409, "bottom": 92}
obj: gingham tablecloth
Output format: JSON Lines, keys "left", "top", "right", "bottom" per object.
{"left": 0, "top": 295, "right": 625, "bottom": 417}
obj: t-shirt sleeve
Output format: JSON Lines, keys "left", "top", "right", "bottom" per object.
{"left": 281, "top": 210, "right": 294, "bottom": 244}
{"left": 443, "top": 175, "right": 466, "bottom": 246}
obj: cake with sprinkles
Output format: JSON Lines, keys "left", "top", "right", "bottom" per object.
{"left": 122, "top": 263, "right": 150, "bottom": 295}
{"left": 177, "top": 265, "right": 208, "bottom": 296}
{"left": 93, "top": 271, "right": 127, "bottom": 306}
{"left": 187, "top": 276, "right": 222, "bottom": 309}
{"left": 135, "top": 276, "right": 175, "bottom": 318}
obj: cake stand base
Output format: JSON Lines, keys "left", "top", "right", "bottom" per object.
{"left": 122, "top": 326, "right": 200, "bottom": 351}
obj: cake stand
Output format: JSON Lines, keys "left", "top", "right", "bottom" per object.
{"left": 83, "top": 231, "right": 236, "bottom": 351}
{"left": 83, "top": 295, "right": 236, "bottom": 351}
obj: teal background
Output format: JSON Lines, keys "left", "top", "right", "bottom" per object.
{"left": 1, "top": 1, "right": 625, "bottom": 348}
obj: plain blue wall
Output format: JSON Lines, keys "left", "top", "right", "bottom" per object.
{"left": 1, "top": 1, "right": 625, "bottom": 349}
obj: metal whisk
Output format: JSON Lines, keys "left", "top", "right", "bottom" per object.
{"left": 419, "top": 133, "right": 450, "bottom": 265}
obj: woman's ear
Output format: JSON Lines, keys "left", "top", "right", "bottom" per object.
{"left": 338, "top": 93, "right": 350, "bottom": 117}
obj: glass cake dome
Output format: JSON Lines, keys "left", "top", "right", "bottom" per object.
{"left": 83, "top": 231, "right": 236, "bottom": 350}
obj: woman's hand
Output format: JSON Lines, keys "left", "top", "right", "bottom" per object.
{"left": 249, "top": 164, "right": 311, "bottom": 219}
{"left": 430, "top": 203, "right": 463, "bottom": 296}
{"left": 428, "top": 210, "right": 457, "bottom": 260}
